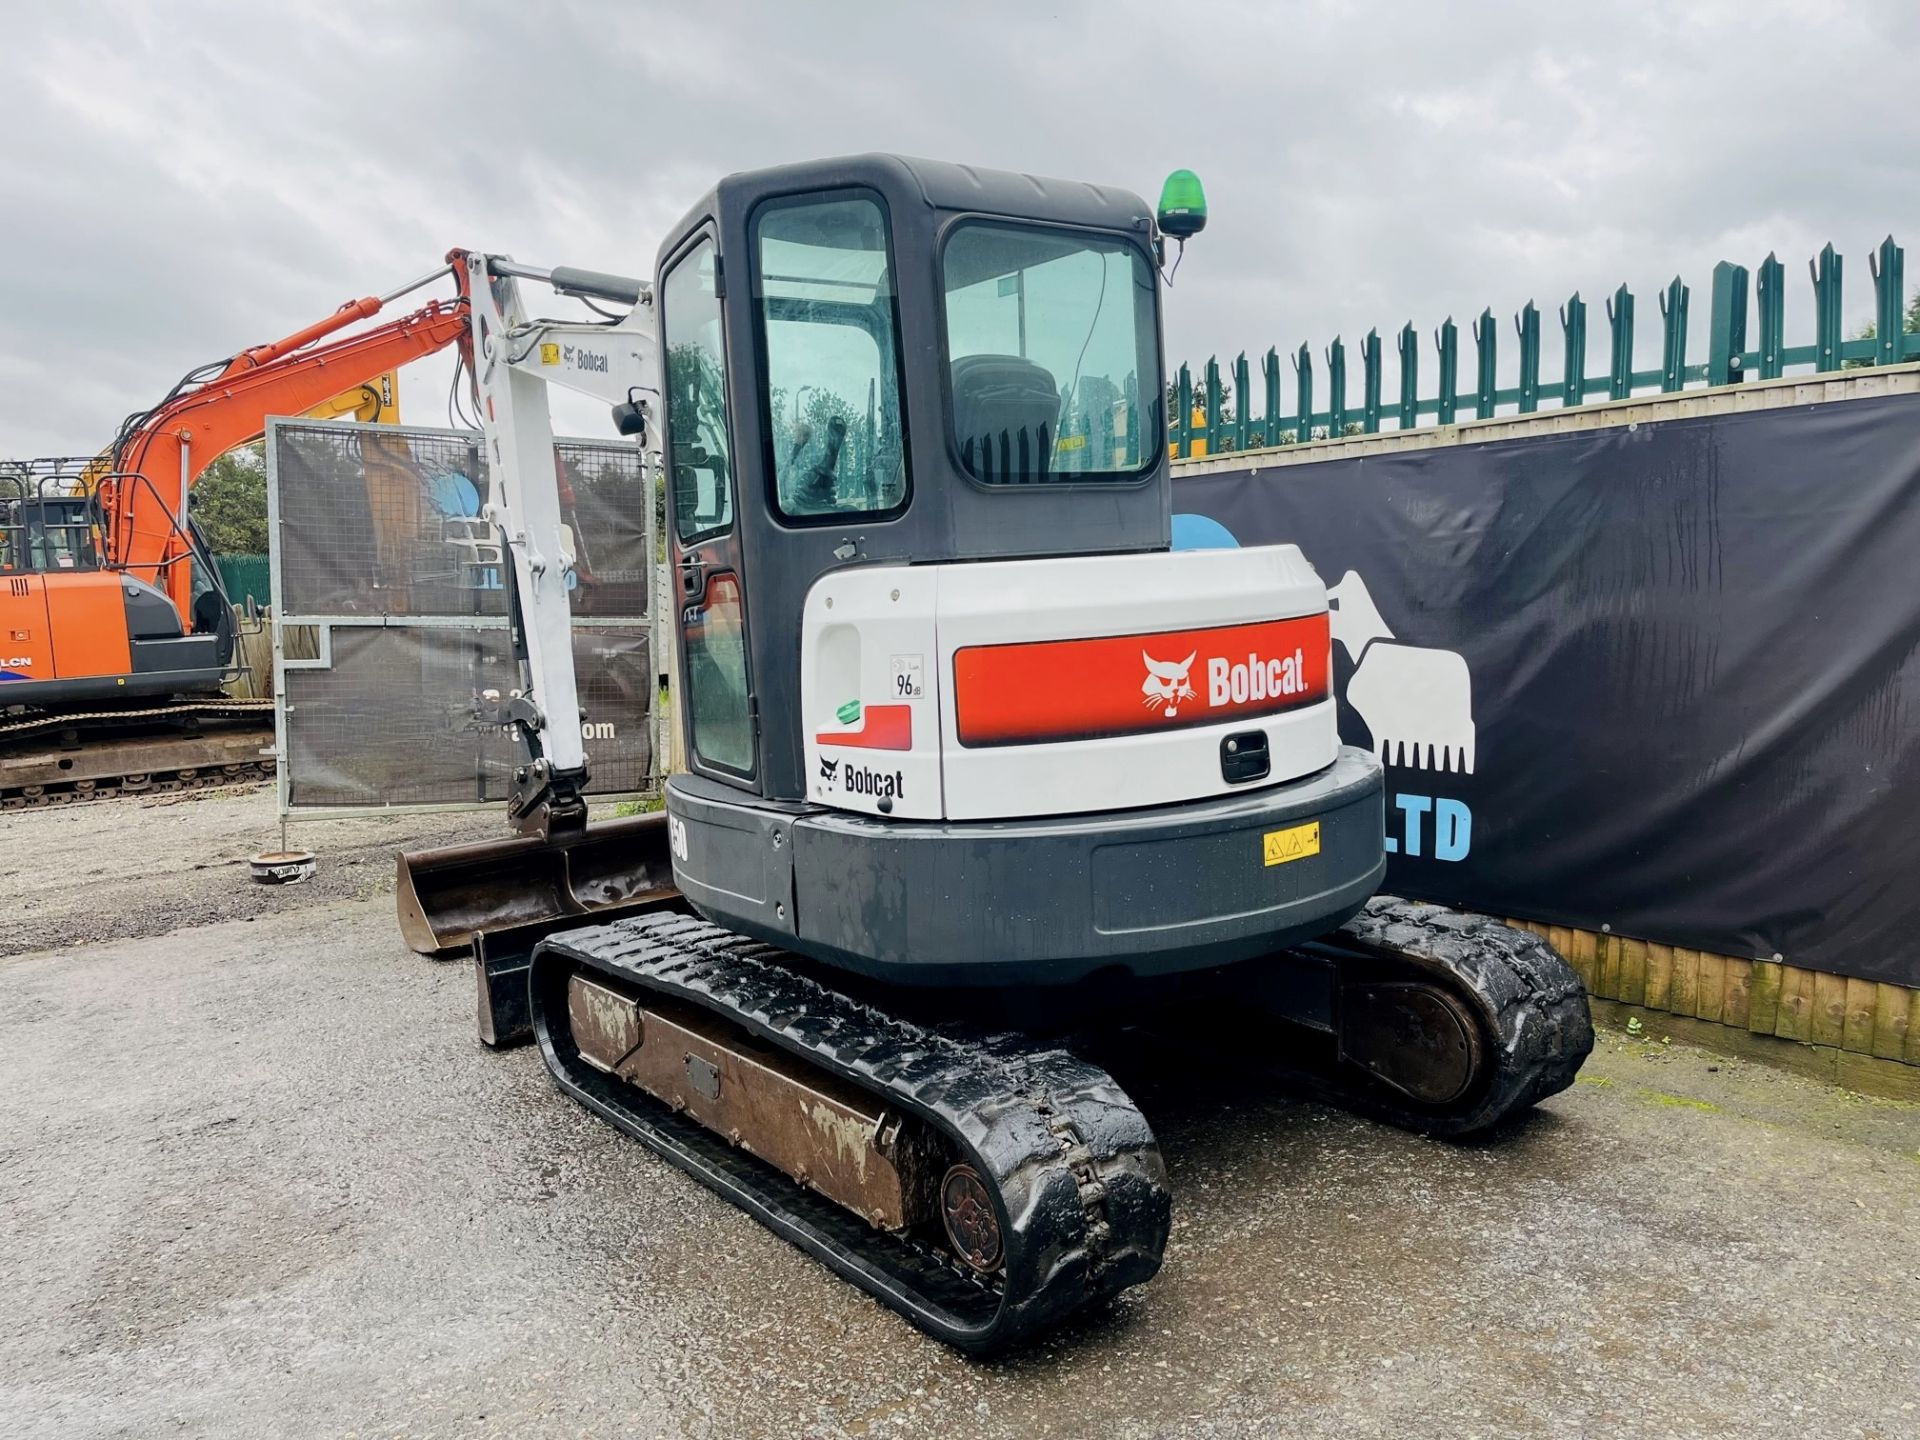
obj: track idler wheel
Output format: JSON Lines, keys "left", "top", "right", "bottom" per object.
{"left": 940, "top": 1164, "right": 1005, "bottom": 1274}
{"left": 1302, "top": 897, "right": 1595, "bottom": 1137}
{"left": 1338, "top": 980, "right": 1483, "bottom": 1107}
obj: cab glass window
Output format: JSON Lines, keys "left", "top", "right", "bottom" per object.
{"left": 0, "top": 501, "right": 98, "bottom": 573}
{"left": 752, "top": 192, "right": 909, "bottom": 521}
{"left": 683, "top": 572, "right": 754, "bottom": 774}
{"left": 662, "top": 238, "right": 734, "bottom": 542}
{"left": 942, "top": 223, "right": 1157, "bottom": 484}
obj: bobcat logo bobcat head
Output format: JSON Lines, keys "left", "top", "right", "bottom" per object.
{"left": 818, "top": 756, "right": 839, "bottom": 783}
{"left": 1141, "top": 650, "right": 1198, "bottom": 719}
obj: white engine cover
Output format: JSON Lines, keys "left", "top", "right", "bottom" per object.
{"left": 801, "top": 546, "right": 1338, "bottom": 822}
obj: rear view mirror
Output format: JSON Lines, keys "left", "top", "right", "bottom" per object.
{"left": 612, "top": 388, "right": 649, "bottom": 441}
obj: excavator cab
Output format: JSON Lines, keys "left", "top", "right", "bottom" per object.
{"left": 658, "top": 155, "right": 1168, "bottom": 807}
{"left": 0, "top": 466, "right": 105, "bottom": 575}
{"left": 649, "top": 156, "right": 1384, "bottom": 986}
{"left": 0, "top": 461, "right": 237, "bottom": 702}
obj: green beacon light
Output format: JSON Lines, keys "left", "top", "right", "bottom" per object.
{"left": 1156, "top": 169, "right": 1208, "bottom": 241}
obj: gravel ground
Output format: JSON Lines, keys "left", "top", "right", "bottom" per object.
{"left": 1, "top": 785, "right": 503, "bottom": 958}
{"left": 2, "top": 789, "right": 1917, "bottom": 1439}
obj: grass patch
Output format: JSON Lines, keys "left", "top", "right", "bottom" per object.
{"left": 1640, "top": 1088, "right": 1720, "bottom": 1113}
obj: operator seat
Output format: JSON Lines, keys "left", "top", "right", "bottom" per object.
{"left": 950, "top": 353, "right": 1060, "bottom": 484}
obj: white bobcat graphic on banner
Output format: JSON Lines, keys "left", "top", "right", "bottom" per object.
{"left": 1326, "top": 570, "right": 1476, "bottom": 774}
{"left": 1140, "top": 650, "right": 1198, "bottom": 718}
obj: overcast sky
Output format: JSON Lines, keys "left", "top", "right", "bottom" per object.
{"left": 3, "top": 0, "right": 1917, "bottom": 456}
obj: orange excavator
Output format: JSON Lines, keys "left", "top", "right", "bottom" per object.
{"left": 0, "top": 266, "right": 472, "bottom": 804}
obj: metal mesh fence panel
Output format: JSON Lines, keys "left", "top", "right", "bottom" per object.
{"left": 273, "top": 425, "right": 653, "bottom": 622}
{"left": 558, "top": 439, "right": 652, "bottom": 619}
{"left": 274, "top": 424, "right": 496, "bottom": 619}
{"left": 281, "top": 625, "right": 651, "bottom": 808}
{"left": 269, "top": 419, "right": 656, "bottom": 813}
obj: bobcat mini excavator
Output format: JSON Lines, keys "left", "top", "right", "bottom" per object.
{"left": 397, "top": 155, "right": 1593, "bottom": 1353}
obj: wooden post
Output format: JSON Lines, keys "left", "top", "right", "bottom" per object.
{"left": 1620, "top": 938, "right": 1649, "bottom": 1007}
{"left": 1722, "top": 960, "right": 1752, "bottom": 1031}
{"left": 1598, "top": 933, "right": 1623, "bottom": 1000}
{"left": 1747, "top": 960, "right": 1783, "bottom": 1035}
{"left": 1842, "top": 978, "right": 1878, "bottom": 1054}
{"left": 1774, "top": 966, "right": 1813, "bottom": 1042}
{"left": 1569, "top": 929, "right": 1599, "bottom": 993}
{"left": 1695, "top": 953, "right": 1726, "bottom": 1024}
{"left": 1810, "top": 972, "right": 1849, "bottom": 1049}
{"left": 1645, "top": 942, "right": 1674, "bottom": 1012}
{"left": 1670, "top": 948, "right": 1700, "bottom": 1019}
{"left": 1871, "top": 983, "right": 1910, "bottom": 1061}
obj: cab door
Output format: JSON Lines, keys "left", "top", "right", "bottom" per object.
{"left": 1, "top": 575, "right": 54, "bottom": 684}
{"left": 661, "top": 231, "right": 758, "bottom": 791}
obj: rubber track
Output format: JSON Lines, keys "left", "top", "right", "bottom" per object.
{"left": 530, "top": 912, "right": 1170, "bottom": 1354}
{"left": 1314, "top": 895, "right": 1595, "bottom": 1137}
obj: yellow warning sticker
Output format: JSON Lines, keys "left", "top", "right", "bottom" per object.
{"left": 1056, "top": 434, "right": 1087, "bottom": 452}
{"left": 1263, "top": 821, "right": 1321, "bottom": 867}
{"left": 539, "top": 342, "right": 561, "bottom": 365}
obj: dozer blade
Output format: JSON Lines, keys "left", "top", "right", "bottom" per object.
{"left": 396, "top": 812, "right": 687, "bottom": 1049}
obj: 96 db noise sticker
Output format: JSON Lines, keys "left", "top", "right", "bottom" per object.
{"left": 889, "top": 654, "right": 924, "bottom": 700}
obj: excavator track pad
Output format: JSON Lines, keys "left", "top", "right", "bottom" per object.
{"left": 529, "top": 912, "right": 1171, "bottom": 1354}
{"left": 1289, "top": 896, "right": 1594, "bottom": 1137}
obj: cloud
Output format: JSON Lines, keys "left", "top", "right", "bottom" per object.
{"left": 2, "top": 0, "right": 1916, "bottom": 455}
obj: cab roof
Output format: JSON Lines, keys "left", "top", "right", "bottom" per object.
{"left": 659, "top": 153, "right": 1155, "bottom": 271}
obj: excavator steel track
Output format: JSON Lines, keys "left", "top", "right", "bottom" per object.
{"left": 0, "top": 698, "right": 273, "bottom": 741}
{"left": 1, "top": 719, "right": 275, "bottom": 809}
{"left": 1290, "top": 897, "right": 1595, "bottom": 1136}
{"left": 0, "top": 757, "right": 276, "bottom": 810}
{"left": 530, "top": 912, "right": 1171, "bottom": 1354}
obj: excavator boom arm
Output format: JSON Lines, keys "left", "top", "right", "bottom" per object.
{"left": 457, "top": 250, "right": 656, "bottom": 828}
{"left": 106, "top": 260, "right": 473, "bottom": 617}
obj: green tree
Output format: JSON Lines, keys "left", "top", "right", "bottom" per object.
{"left": 191, "top": 441, "right": 268, "bottom": 553}
{"left": 767, "top": 384, "right": 882, "bottom": 508}
{"left": 1164, "top": 374, "right": 1233, "bottom": 423}
{"left": 1845, "top": 288, "right": 1920, "bottom": 368}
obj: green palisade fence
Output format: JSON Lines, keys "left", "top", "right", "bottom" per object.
{"left": 1170, "top": 235, "right": 1920, "bottom": 457}
{"left": 215, "top": 553, "right": 270, "bottom": 608}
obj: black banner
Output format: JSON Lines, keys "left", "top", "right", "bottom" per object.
{"left": 1173, "top": 392, "right": 1920, "bottom": 987}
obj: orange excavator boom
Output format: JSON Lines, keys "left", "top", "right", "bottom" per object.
{"left": 103, "top": 258, "right": 472, "bottom": 618}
